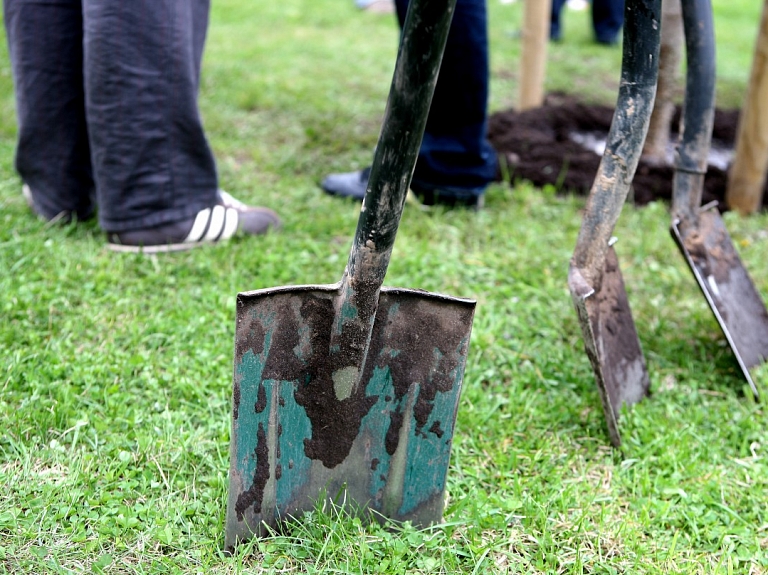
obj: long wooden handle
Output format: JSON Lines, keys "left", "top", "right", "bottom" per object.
{"left": 519, "top": 0, "right": 551, "bottom": 110}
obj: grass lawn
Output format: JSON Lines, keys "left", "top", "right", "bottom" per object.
{"left": 1, "top": 0, "right": 767, "bottom": 572}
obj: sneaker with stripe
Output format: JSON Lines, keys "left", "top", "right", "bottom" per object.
{"left": 107, "top": 192, "right": 280, "bottom": 253}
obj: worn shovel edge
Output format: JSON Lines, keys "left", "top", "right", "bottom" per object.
{"left": 567, "top": 263, "right": 623, "bottom": 448}
{"left": 237, "top": 282, "right": 476, "bottom": 307}
{"left": 670, "top": 214, "right": 760, "bottom": 400}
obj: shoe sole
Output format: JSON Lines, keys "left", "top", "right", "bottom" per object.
{"left": 23, "top": 184, "right": 75, "bottom": 224}
{"left": 107, "top": 241, "right": 213, "bottom": 254}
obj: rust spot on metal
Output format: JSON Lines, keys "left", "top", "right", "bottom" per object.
{"left": 682, "top": 216, "right": 735, "bottom": 284}
{"left": 260, "top": 298, "right": 305, "bottom": 383}
{"left": 371, "top": 458, "right": 380, "bottom": 471}
{"left": 235, "top": 305, "right": 266, "bottom": 359}
{"left": 429, "top": 421, "right": 444, "bottom": 438}
{"left": 234, "top": 423, "right": 269, "bottom": 521}
{"left": 254, "top": 383, "right": 267, "bottom": 414}
{"left": 233, "top": 380, "right": 241, "bottom": 421}
{"left": 586, "top": 248, "right": 649, "bottom": 413}
{"left": 385, "top": 409, "right": 404, "bottom": 456}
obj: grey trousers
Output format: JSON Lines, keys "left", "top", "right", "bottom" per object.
{"left": 3, "top": 0, "right": 219, "bottom": 231}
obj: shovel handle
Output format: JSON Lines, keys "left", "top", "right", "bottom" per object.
{"left": 331, "top": 0, "right": 457, "bottom": 378}
{"left": 672, "top": 0, "right": 716, "bottom": 220}
{"left": 571, "top": 0, "right": 661, "bottom": 283}
{"left": 346, "top": 0, "right": 456, "bottom": 284}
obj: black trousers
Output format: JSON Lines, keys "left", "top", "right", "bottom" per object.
{"left": 3, "top": 0, "right": 218, "bottom": 231}
{"left": 395, "top": 0, "right": 497, "bottom": 195}
{"left": 551, "top": 0, "right": 625, "bottom": 44}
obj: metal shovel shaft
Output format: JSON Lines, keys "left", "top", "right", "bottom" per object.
{"left": 571, "top": 0, "right": 662, "bottom": 285}
{"left": 329, "top": 0, "right": 458, "bottom": 396}
{"left": 672, "top": 0, "right": 716, "bottom": 222}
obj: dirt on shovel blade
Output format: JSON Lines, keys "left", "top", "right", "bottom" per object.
{"left": 570, "top": 247, "right": 649, "bottom": 447}
{"left": 673, "top": 209, "right": 768, "bottom": 394}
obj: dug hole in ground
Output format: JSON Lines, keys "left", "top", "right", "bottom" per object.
{"left": 487, "top": 93, "right": 759, "bottom": 210}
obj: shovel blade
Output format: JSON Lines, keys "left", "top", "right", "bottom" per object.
{"left": 569, "top": 247, "right": 650, "bottom": 447}
{"left": 225, "top": 284, "right": 475, "bottom": 548}
{"left": 671, "top": 206, "right": 768, "bottom": 398}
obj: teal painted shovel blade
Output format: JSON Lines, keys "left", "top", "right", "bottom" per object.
{"left": 225, "top": 283, "right": 475, "bottom": 548}
{"left": 225, "top": 0, "right": 468, "bottom": 548}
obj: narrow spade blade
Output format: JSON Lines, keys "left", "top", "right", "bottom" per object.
{"left": 671, "top": 205, "right": 768, "bottom": 398}
{"left": 225, "top": 284, "right": 475, "bottom": 549}
{"left": 569, "top": 246, "right": 650, "bottom": 447}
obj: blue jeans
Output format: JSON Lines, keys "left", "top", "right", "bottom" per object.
{"left": 551, "top": 0, "right": 625, "bottom": 44}
{"left": 3, "top": 0, "right": 218, "bottom": 231}
{"left": 395, "top": 0, "right": 497, "bottom": 198}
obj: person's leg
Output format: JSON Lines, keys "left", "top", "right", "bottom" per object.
{"left": 3, "top": 0, "right": 94, "bottom": 221}
{"left": 592, "top": 0, "right": 624, "bottom": 44}
{"left": 321, "top": 0, "right": 497, "bottom": 207}
{"left": 394, "top": 0, "right": 496, "bottom": 202}
{"left": 80, "top": 0, "right": 279, "bottom": 251}
{"left": 82, "top": 0, "right": 219, "bottom": 233}
{"left": 551, "top": 0, "right": 568, "bottom": 41}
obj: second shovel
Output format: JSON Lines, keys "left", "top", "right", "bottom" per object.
{"left": 568, "top": 0, "right": 662, "bottom": 447}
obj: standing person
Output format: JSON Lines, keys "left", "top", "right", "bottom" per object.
{"left": 321, "top": 0, "right": 498, "bottom": 209}
{"left": 4, "top": 0, "right": 281, "bottom": 253}
{"left": 551, "top": 0, "right": 625, "bottom": 45}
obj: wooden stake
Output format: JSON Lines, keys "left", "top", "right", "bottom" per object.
{"left": 519, "top": 0, "right": 551, "bottom": 110}
{"left": 726, "top": 0, "right": 768, "bottom": 215}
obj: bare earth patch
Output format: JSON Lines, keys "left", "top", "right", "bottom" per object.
{"left": 488, "top": 93, "right": 761, "bottom": 211}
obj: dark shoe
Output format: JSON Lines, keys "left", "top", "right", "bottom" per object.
{"left": 107, "top": 191, "right": 281, "bottom": 253}
{"left": 23, "top": 184, "right": 93, "bottom": 224}
{"left": 321, "top": 166, "right": 485, "bottom": 208}
{"left": 595, "top": 35, "right": 620, "bottom": 46}
{"left": 410, "top": 184, "right": 485, "bottom": 210}
{"left": 320, "top": 167, "right": 370, "bottom": 200}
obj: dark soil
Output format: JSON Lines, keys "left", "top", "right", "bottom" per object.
{"left": 487, "top": 93, "right": 766, "bottom": 211}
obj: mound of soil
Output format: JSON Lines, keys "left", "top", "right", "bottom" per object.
{"left": 487, "top": 93, "right": 766, "bottom": 210}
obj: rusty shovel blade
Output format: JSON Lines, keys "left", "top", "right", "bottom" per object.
{"left": 569, "top": 246, "right": 650, "bottom": 447}
{"left": 567, "top": 0, "right": 660, "bottom": 446}
{"left": 225, "top": 283, "right": 475, "bottom": 548}
{"left": 671, "top": 204, "right": 768, "bottom": 398}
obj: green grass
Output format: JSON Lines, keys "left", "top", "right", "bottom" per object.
{"left": 2, "top": 0, "right": 767, "bottom": 572}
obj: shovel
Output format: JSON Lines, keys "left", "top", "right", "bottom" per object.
{"left": 568, "top": 0, "right": 661, "bottom": 447}
{"left": 670, "top": 0, "right": 768, "bottom": 398}
{"left": 225, "top": 0, "right": 475, "bottom": 548}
